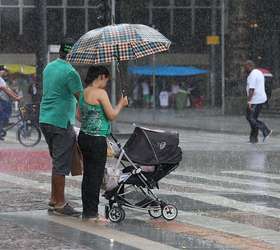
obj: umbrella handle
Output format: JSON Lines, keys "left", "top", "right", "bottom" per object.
{"left": 122, "top": 89, "right": 128, "bottom": 97}
{"left": 114, "top": 45, "right": 127, "bottom": 96}
{"left": 116, "top": 60, "right": 120, "bottom": 73}
{"left": 116, "top": 60, "right": 128, "bottom": 97}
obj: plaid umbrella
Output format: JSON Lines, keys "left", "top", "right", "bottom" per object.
{"left": 67, "top": 24, "right": 171, "bottom": 65}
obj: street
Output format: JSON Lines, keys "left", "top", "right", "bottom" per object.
{"left": 1, "top": 124, "right": 280, "bottom": 250}
{"left": 1, "top": 0, "right": 280, "bottom": 249}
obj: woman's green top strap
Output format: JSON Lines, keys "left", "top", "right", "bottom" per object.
{"left": 79, "top": 92, "right": 111, "bottom": 137}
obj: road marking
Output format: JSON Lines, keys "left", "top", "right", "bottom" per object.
{"left": 44, "top": 171, "right": 280, "bottom": 198}
{"left": 2, "top": 172, "right": 280, "bottom": 247}
{"left": 45, "top": 171, "right": 280, "bottom": 201}
{"left": 158, "top": 189, "right": 280, "bottom": 219}
{"left": 0, "top": 172, "right": 80, "bottom": 197}
{"left": 50, "top": 216, "right": 178, "bottom": 250}
{"left": 161, "top": 178, "right": 280, "bottom": 199}
{"left": 4, "top": 172, "right": 280, "bottom": 220}
{"left": 171, "top": 170, "right": 280, "bottom": 191}
{"left": 1, "top": 210, "right": 178, "bottom": 250}
{"left": 221, "top": 170, "right": 280, "bottom": 180}
{"left": 45, "top": 171, "right": 280, "bottom": 199}
{"left": 133, "top": 212, "right": 280, "bottom": 248}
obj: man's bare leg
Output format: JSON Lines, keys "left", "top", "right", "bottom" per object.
{"left": 51, "top": 174, "right": 65, "bottom": 207}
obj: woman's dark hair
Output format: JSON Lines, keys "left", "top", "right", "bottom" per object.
{"left": 85, "top": 66, "right": 110, "bottom": 86}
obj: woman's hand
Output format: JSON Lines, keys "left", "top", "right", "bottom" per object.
{"left": 120, "top": 96, "right": 128, "bottom": 107}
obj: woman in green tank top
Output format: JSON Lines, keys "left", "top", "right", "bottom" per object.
{"left": 78, "top": 66, "right": 128, "bottom": 220}
{"left": 79, "top": 93, "right": 111, "bottom": 137}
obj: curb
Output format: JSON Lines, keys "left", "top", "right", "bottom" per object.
{"left": 116, "top": 121, "right": 280, "bottom": 136}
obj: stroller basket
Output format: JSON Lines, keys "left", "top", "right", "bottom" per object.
{"left": 123, "top": 163, "right": 179, "bottom": 188}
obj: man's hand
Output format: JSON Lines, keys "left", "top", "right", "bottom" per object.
{"left": 248, "top": 102, "right": 252, "bottom": 111}
{"left": 15, "top": 96, "right": 22, "bottom": 102}
{"left": 247, "top": 89, "right": 254, "bottom": 111}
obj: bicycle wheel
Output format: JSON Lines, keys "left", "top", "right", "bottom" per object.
{"left": 17, "top": 123, "right": 41, "bottom": 147}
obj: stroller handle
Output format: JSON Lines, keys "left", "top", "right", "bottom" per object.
{"left": 110, "top": 133, "right": 118, "bottom": 143}
{"left": 110, "top": 133, "right": 122, "bottom": 149}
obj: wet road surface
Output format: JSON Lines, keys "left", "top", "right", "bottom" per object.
{"left": 0, "top": 126, "right": 280, "bottom": 249}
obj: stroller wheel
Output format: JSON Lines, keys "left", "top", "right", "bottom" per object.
{"left": 162, "top": 204, "right": 178, "bottom": 221}
{"left": 148, "top": 208, "right": 162, "bottom": 218}
{"left": 108, "top": 206, "right": 125, "bottom": 223}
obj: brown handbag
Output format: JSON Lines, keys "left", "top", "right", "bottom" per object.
{"left": 71, "top": 141, "right": 83, "bottom": 176}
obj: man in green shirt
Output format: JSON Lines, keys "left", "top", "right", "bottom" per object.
{"left": 39, "top": 38, "right": 83, "bottom": 217}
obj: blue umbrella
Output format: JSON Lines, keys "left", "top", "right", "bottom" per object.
{"left": 128, "top": 66, "right": 208, "bottom": 76}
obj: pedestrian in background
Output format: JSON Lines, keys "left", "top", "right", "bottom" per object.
{"left": 28, "top": 76, "right": 39, "bottom": 104}
{"left": 0, "top": 65, "right": 21, "bottom": 140}
{"left": 132, "top": 80, "right": 140, "bottom": 108}
{"left": 244, "top": 60, "right": 272, "bottom": 143}
{"left": 141, "top": 79, "right": 150, "bottom": 108}
{"left": 159, "top": 88, "right": 169, "bottom": 108}
{"left": 170, "top": 80, "right": 179, "bottom": 108}
{"left": 77, "top": 65, "right": 128, "bottom": 221}
{"left": 39, "top": 38, "right": 83, "bottom": 216}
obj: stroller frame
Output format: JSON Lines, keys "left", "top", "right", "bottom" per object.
{"left": 104, "top": 131, "right": 179, "bottom": 223}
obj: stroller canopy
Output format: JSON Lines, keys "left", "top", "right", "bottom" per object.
{"left": 123, "top": 126, "right": 182, "bottom": 165}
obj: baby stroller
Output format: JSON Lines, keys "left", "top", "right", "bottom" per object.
{"left": 104, "top": 126, "right": 182, "bottom": 223}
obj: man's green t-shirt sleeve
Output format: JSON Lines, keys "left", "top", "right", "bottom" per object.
{"left": 67, "top": 70, "right": 83, "bottom": 95}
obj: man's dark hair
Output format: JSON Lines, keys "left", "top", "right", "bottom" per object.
{"left": 245, "top": 60, "right": 255, "bottom": 68}
{"left": 85, "top": 66, "right": 110, "bottom": 87}
{"left": 59, "top": 37, "right": 75, "bottom": 59}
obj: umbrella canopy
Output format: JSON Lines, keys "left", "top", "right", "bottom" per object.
{"left": 258, "top": 68, "right": 273, "bottom": 77}
{"left": 67, "top": 23, "right": 171, "bottom": 65}
{"left": 128, "top": 66, "right": 208, "bottom": 76}
{"left": 4, "top": 64, "right": 36, "bottom": 75}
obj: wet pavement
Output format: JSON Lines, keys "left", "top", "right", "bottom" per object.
{"left": 1, "top": 119, "right": 280, "bottom": 249}
{"left": 117, "top": 108, "right": 280, "bottom": 135}
{"left": 0, "top": 217, "right": 93, "bottom": 250}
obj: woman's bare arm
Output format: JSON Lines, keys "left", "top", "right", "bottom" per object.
{"left": 99, "top": 90, "right": 128, "bottom": 121}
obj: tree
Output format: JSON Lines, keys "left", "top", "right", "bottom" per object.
{"left": 35, "top": 0, "right": 47, "bottom": 97}
{"left": 226, "top": 0, "right": 253, "bottom": 81}
{"left": 96, "top": 0, "right": 111, "bottom": 26}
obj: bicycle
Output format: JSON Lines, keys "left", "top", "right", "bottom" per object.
{"left": 0, "top": 103, "right": 42, "bottom": 147}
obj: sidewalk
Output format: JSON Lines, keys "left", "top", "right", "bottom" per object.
{"left": 116, "top": 107, "right": 280, "bottom": 135}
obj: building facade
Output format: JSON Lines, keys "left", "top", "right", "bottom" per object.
{"left": 0, "top": 0, "right": 221, "bottom": 52}
{"left": 0, "top": 0, "right": 280, "bottom": 106}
